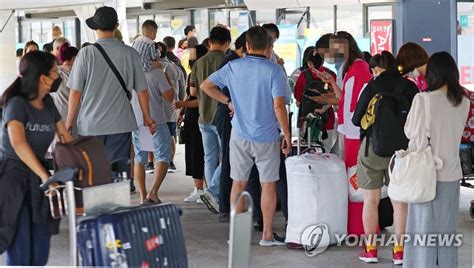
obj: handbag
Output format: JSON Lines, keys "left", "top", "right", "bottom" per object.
{"left": 387, "top": 93, "right": 443, "bottom": 203}
{"left": 177, "top": 123, "right": 186, "bottom": 145}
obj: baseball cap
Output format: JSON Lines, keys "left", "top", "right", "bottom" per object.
{"left": 86, "top": 6, "right": 118, "bottom": 30}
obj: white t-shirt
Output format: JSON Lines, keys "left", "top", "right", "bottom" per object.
{"left": 405, "top": 90, "right": 469, "bottom": 182}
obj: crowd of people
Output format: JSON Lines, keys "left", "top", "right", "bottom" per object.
{"left": 0, "top": 5, "right": 469, "bottom": 267}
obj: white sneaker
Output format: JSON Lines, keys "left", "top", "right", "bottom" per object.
{"left": 200, "top": 190, "right": 219, "bottom": 214}
{"left": 196, "top": 198, "right": 204, "bottom": 204}
{"left": 184, "top": 188, "right": 204, "bottom": 203}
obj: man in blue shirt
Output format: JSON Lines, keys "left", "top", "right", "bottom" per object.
{"left": 201, "top": 26, "right": 291, "bottom": 246}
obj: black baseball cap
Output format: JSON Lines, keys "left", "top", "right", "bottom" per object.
{"left": 86, "top": 6, "right": 118, "bottom": 30}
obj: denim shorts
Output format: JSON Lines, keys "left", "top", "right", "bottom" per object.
{"left": 132, "top": 124, "right": 172, "bottom": 164}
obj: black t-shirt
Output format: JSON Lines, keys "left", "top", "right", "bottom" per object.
{"left": 1, "top": 94, "right": 61, "bottom": 161}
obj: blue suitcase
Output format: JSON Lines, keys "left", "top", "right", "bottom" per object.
{"left": 77, "top": 203, "right": 187, "bottom": 268}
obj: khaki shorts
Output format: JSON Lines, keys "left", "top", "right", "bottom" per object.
{"left": 357, "top": 137, "right": 391, "bottom": 190}
{"left": 229, "top": 130, "right": 280, "bottom": 183}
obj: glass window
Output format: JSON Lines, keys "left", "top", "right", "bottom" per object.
{"left": 127, "top": 18, "right": 138, "bottom": 42}
{"left": 169, "top": 14, "right": 189, "bottom": 38}
{"left": 337, "top": 4, "right": 364, "bottom": 39}
{"left": 63, "top": 20, "right": 76, "bottom": 46}
{"left": 41, "top": 21, "right": 52, "bottom": 43}
{"left": 139, "top": 15, "right": 154, "bottom": 31}
{"left": 155, "top": 14, "right": 171, "bottom": 40}
{"left": 458, "top": 2, "right": 474, "bottom": 90}
{"left": 458, "top": 2, "right": 474, "bottom": 36}
{"left": 309, "top": 5, "right": 335, "bottom": 35}
{"left": 21, "top": 21, "right": 31, "bottom": 43}
{"left": 366, "top": 5, "right": 393, "bottom": 35}
{"left": 31, "top": 22, "right": 42, "bottom": 43}
{"left": 210, "top": 10, "right": 228, "bottom": 28}
{"left": 194, "top": 9, "right": 209, "bottom": 43}
{"left": 229, "top": 10, "right": 249, "bottom": 41}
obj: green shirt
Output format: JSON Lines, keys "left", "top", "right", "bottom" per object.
{"left": 190, "top": 50, "right": 227, "bottom": 124}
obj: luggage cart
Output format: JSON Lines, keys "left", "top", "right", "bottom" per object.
{"left": 40, "top": 168, "right": 131, "bottom": 266}
{"left": 41, "top": 168, "right": 188, "bottom": 267}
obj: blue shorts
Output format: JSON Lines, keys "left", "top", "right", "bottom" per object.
{"left": 132, "top": 124, "right": 172, "bottom": 164}
{"left": 167, "top": 122, "right": 177, "bottom": 137}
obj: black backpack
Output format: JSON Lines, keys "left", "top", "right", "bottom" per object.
{"left": 298, "top": 70, "right": 330, "bottom": 124}
{"left": 365, "top": 80, "right": 411, "bottom": 157}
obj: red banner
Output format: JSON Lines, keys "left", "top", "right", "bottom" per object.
{"left": 370, "top": 20, "right": 393, "bottom": 55}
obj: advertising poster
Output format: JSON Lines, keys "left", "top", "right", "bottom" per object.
{"left": 370, "top": 20, "right": 393, "bottom": 55}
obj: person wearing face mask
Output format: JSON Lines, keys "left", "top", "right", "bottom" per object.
{"left": 396, "top": 42, "right": 429, "bottom": 91}
{"left": 352, "top": 51, "right": 419, "bottom": 265}
{"left": 0, "top": 51, "right": 73, "bottom": 265}
{"left": 313, "top": 32, "right": 372, "bottom": 237}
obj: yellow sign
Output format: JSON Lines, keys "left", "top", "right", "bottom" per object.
{"left": 274, "top": 43, "right": 298, "bottom": 61}
{"left": 304, "top": 28, "right": 322, "bottom": 40}
{"left": 106, "top": 239, "right": 122, "bottom": 250}
{"left": 230, "top": 27, "right": 239, "bottom": 41}
{"left": 171, "top": 19, "right": 184, "bottom": 30}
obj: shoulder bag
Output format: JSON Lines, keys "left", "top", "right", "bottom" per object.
{"left": 387, "top": 93, "right": 443, "bottom": 203}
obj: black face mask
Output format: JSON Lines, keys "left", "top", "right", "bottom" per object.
{"left": 49, "top": 77, "right": 62, "bottom": 93}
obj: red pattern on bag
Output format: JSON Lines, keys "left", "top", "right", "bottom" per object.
{"left": 141, "top": 260, "right": 150, "bottom": 268}
{"left": 349, "top": 172, "right": 359, "bottom": 191}
{"left": 145, "top": 235, "right": 160, "bottom": 252}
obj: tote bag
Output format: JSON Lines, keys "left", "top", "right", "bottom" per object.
{"left": 387, "top": 93, "right": 443, "bottom": 203}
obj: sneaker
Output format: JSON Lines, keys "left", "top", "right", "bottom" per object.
{"left": 184, "top": 188, "right": 204, "bottom": 203}
{"left": 259, "top": 233, "right": 286, "bottom": 247}
{"left": 392, "top": 246, "right": 404, "bottom": 265}
{"left": 168, "top": 162, "right": 177, "bottom": 173}
{"left": 200, "top": 190, "right": 219, "bottom": 214}
{"left": 196, "top": 198, "right": 204, "bottom": 204}
{"left": 130, "top": 179, "right": 136, "bottom": 194}
{"left": 253, "top": 221, "right": 263, "bottom": 232}
{"left": 359, "top": 245, "right": 379, "bottom": 263}
{"left": 145, "top": 162, "right": 154, "bottom": 174}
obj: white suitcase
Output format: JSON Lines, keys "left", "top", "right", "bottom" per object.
{"left": 285, "top": 152, "right": 348, "bottom": 246}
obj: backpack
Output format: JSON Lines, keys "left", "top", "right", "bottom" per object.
{"left": 298, "top": 70, "right": 331, "bottom": 124}
{"left": 362, "top": 80, "right": 411, "bottom": 157}
{"left": 53, "top": 136, "right": 113, "bottom": 208}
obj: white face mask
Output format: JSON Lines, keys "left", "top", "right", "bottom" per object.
{"left": 412, "top": 68, "right": 420, "bottom": 78}
{"left": 325, "top": 58, "right": 336, "bottom": 64}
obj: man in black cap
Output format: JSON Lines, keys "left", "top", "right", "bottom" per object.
{"left": 67, "top": 6, "right": 155, "bottom": 184}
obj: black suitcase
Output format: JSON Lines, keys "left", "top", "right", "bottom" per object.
{"left": 378, "top": 197, "right": 394, "bottom": 229}
{"left": 77, "top": 203, "right": 187, "bottom": 267}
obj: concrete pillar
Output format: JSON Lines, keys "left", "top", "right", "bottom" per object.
{"left": 0, "top": 10, "right": 18, "bottom": 94}
{"left": 73, "top": 5, "right": 98, "bottom": 43}
{"left": 104, "top": 0, "right": 130, "bottom": 45}
{"left": 394, "top": 0, "right": 457, "bottom": 57}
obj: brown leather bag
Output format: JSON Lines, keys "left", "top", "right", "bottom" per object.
{"left": 53, "top": 136, "right": 113, "bottom": 209}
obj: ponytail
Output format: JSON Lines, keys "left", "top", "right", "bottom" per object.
{"left": 1, "top": 77, "right": 21, "bottom": 107}
{"left": 59, "top": 42, "right": 79, "bottom": 63}
{"left": 2, "top": 51, "right": 56, "bottom": 106}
